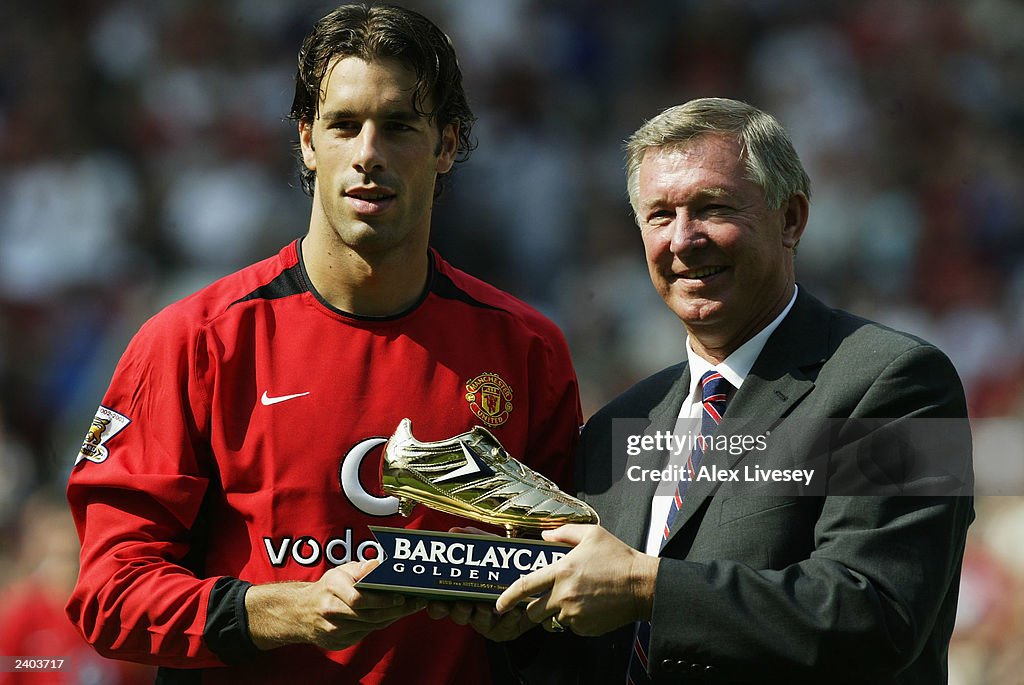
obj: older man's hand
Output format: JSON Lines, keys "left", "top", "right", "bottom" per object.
{"left": 494, "top": 525, "right": 659, "bottom": 636}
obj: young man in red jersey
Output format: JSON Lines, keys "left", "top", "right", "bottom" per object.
{"left": 66, "top": 5, "right": 581, "bottom": 683}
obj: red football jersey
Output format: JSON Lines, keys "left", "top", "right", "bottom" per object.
{"left": 66, "top": 240, "right": 582, "bottom": 684}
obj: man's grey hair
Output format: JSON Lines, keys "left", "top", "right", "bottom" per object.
{"left": 625, "top": 98, "right": 811, "bottom": 222}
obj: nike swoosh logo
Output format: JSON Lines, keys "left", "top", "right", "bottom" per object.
{"left": 435, "top": 441, "right": 491, "bottom": 483}
{"left": 260, "top": 391, "right": 310, "bottom": 406}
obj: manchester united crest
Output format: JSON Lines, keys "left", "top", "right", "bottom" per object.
{"left": 465, "top": 373, "right": 513, "bottom": 426}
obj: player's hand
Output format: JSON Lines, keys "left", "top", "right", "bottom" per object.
{"left": 246, "top": 559, "right": 425, "bottom": 651}
{"left": 494, "top": 525, "right": 659, "bottom": 637}
{"left": 304, "top": 559, "right": 427, "bottom": 650}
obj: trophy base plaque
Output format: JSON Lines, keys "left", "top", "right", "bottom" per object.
{"left": 356, "top": 526, "right": 571, "bottom": 601}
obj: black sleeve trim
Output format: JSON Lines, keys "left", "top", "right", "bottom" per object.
{"left": 204, "top": 577, "right": 259, "bottom": 664}
{"left": 229, "top": 262, "right": 307, "bottom": 308}
{"left": 431, "top": 268, "right": 505, "bottom": 313}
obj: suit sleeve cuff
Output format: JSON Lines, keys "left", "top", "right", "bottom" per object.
{"left": 204, "top": 576, "right": 259, "bottom": 664}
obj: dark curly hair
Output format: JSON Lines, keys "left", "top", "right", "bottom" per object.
{"left": 289, "top": 3, "right": 476, "bottom": 197}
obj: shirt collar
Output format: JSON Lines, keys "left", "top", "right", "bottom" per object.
{"left": 685, "top": 285, "right": 799, "bottom": 397}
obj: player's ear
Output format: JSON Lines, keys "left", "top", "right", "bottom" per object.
{"left": 435, "top": 122, "right": 458, "bottom": 175}
{"left": 299, "top": 120, "right": 316, "bottom": 171}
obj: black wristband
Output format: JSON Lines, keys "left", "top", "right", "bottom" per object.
{"left": 204, "top": 576, "right": 259, "bottom": 664}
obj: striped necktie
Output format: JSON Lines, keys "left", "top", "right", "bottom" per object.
{"left": 661, "top": 370, "right": 732, "bottom": 541}
{"left": 627, "top": 370, "right": 733, "bottom": 684}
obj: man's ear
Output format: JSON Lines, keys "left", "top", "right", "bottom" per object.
{"left": 781, "top": 192, "right": 809, "bottom": 249}
{"left": 435, "top": 122, "right": 459, "bottom": 174}
{"left": 299, "top": 120, "right": 316, "bottom": 171}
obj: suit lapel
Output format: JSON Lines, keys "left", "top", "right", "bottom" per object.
{"left": 662, "top": 289, "right": 831, "bottom": 547}
{"left": 610, "top": 366, "right": 691, "bottom": 551}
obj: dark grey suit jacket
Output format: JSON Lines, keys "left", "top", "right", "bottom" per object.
{"left": 543, "top": 289, "right": 973, "bottom": 684}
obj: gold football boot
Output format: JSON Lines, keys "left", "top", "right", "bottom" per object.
{"left": 381, "top": 418, "right": 599, "bottom": 537}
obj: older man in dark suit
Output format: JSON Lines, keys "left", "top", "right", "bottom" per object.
{"left": 496, "top": 98, "right": 973, "bottom": 684}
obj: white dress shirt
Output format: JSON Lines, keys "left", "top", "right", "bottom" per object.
{"left": 643, "top": 286, "right": 799, "bottom": 556}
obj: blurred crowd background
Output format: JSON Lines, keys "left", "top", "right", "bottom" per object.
{"left": 1, "top": 0, "right": 1021, "bottom": 682}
